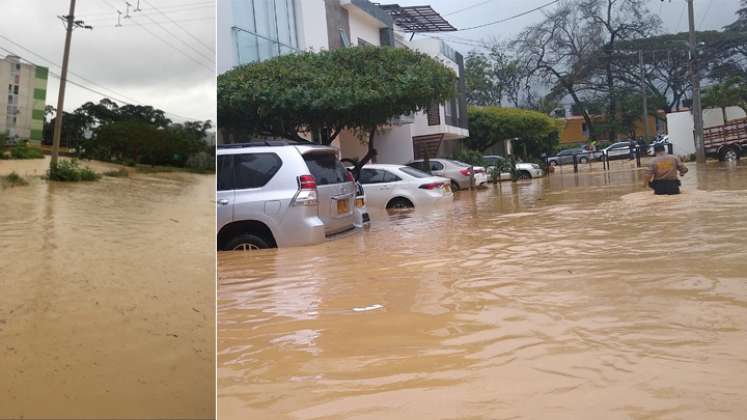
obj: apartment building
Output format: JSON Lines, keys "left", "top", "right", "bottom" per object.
{"left": 0, "top": 55, "right": 48, "bottom": 145}
{"left": 217, "top": 0, "right": 469, "bottom": 163}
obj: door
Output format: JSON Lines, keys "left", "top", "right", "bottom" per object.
{"left": 216, "top": 155, "right": 234, "bottom": 230}
{"left": 303, "top": 152, "right": 355, "bottom": 235}
{"left": 359, "top": 168, "right": 395, "bottom": 208}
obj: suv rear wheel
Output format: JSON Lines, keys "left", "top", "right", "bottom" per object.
{"left": 225, "top": 233, "right": 271, "bottom": 251}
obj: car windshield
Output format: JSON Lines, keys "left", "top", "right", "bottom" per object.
{"left": 399, "top": 166, "right": 429, "bottom": 178}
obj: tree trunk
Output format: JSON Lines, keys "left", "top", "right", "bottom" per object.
{"left": 352, "top": 128, "right": 377, "bottom": 180}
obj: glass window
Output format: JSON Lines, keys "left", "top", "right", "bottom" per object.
{"left": 382, "top": 171, "right": 401, "bottom": 183}
{"left": 217, "top": 155, "right": 234, "bottom": 191}
{"left": 359, "top": 168, "right": 384, "bottom": 184}
{"left": 407, "top": 161, "right": 428, "bottom": 171}
{"left": 303, "top": 153, "right": 348, "bottom": 185}
{"left": 233, "top": 0, "right": 298, "bottom": 65}
{"left": 431, "top": 161, "right": 444, "bottom": 170}
{"left": 399, "top": 167, "right": 429, "bottom": 178}
{"left": 13, "top": 85, "right": 18, "bottom": 95}
{"left": 233, "top": 153, "right": 283, "bottom": 190}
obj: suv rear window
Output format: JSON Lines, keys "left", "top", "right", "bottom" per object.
{"left": 303, "top": 153, "right": 348, "bottom": 185}
{"left": 217, "top": 153, "right": 282, "bottom": 191}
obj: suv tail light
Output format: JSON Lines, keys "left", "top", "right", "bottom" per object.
{"left": 459, "top": 168, "right": 473, "bottom": 176}
{"left": 292, "top": 174, "right": 318, "bottom": 206}
{"left": 419, "top": 182, "right": 444, "bottom": 190}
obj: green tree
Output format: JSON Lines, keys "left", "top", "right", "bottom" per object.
{"left": 218, "top": 46, "right": 456, "bottom": 168}
{"left": 703, "top": 76, "right": 747, "bottom": 120}
{"left": 465, "top": 106, "right": 560, "bottom": 159}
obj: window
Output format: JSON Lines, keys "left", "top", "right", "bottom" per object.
{"left": 217, "top": 155, "right": 234, "bottom": 191}
{"left": 399, "top": 167, "right": 429, "bottom": 178}
{"left": 232, "top": 153, "right": 283, "bottom": 190}
{"left": 359, "top": 169, "right": 401, "bottom": 184}
{"left": 359, "top": 169, "right": 385, "bottom": 184}
{"left": 233, "top": 0, "right": 299, "bottom": 65}
{"left": 407, "top": 161, "right": 429, "bottom": 172}
{"left": 303, "top": 153, "right": 348, "bottom": 185}
{"left": 13, "top": 85, "right": 18, "bottom": 95}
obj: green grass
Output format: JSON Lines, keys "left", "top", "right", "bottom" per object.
{"left": 1, "top": 171, "right": 29, "bottom": 188}
{"left": 7, "top": 144, "right": 44, "bottom": 159}
{"left": 47, "top": 159, "right": 101, "bottom": 182}
{"left": 102, "top": 168, "right": 130, "bottom": 177}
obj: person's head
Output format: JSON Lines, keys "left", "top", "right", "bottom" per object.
{"left": 654, "top": 144, "right": 666, "bottom": 155}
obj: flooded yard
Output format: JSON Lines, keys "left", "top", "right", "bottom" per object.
{"left": 1, "top": 157, "right": 215, "bottom": 419}
{"left": 218, "top": 161, "right": 747, "bottom": 419}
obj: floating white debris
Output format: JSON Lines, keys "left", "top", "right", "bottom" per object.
{"left": 352, "top": 304, "right": 384, "bottom": 312}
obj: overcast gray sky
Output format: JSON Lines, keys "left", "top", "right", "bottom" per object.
{"left": 0, "top": 0, "right": 215, "bottom": 124}
{"left": 396, "top": 0, "right": 743, "bottom": 52}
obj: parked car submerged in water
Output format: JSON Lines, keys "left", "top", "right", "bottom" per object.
{"left": 406, "top": 159, "right": 488, "bottom": 191}
{"left": 358, "top": 164, "right": 453, "bottom": 209}
{"left": 547, "top": 148, "right": 601, "bottom": 166}
{"left": 217, "top": 140, "right": 358, "bottom": 251}
{"left": 483, "top": 155, "right": 545, "bottom": 180}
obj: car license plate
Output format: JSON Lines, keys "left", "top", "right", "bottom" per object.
{"left": 355, "top": 198, "right": 365, "bottom": 208}
{"left": 337, "top": 199, "right": 349, "bottom": 214}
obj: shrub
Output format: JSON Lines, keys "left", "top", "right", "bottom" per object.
{"left": 10, "top": 144, "right": 44, "bottom": 159}
{"left": 453, "top": 149, "right": 486, "bottom": 167}
{"left": 47, "top": 159, "right": 100, "bottom": 182}
{"left": 1, "top": 171, "right": 28, "bottom": 187}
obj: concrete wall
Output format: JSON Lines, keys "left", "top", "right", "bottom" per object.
{"left": 376, "top": 125, "right": 414, "bottom": 164}
{"left": 347, "top": 9, "right": 382, "bottom": 45}
{"left": 296, "top": 0, "right": 328, "bottom": 51}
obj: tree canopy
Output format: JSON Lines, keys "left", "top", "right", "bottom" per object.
{"left": 465, "top": 106, "right": 560, "bottom": 158}
{"left": 218, "top": 46, "right": 457, "bottom": 146}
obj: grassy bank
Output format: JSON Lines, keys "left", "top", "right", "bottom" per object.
{"left": 1, "top": 172, "right": 29, "bottom": 188}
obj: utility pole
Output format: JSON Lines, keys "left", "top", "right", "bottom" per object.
{"left": 51, "top": 0, "right": 92, "bottom": 169}
{"left": 639, "top": 50, "right": 651, "bottom": 143}
{"left": 687, "top": 0, "right": 706, "bottom": 163}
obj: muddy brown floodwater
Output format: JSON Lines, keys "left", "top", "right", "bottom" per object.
{"left": 1, "top": 157, "right": 215, "bottom": 419}
{"left": 219, "top": 160, "right": 747, "bottom": 420}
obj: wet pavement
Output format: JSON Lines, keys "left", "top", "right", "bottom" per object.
{"left": 1, "top": 157, "right": 215, "bottom": 419}
{"left": 218, "top": 160, "right": 747, "bottom": 420}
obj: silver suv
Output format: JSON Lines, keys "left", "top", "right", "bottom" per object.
{"left": 217, "top": 141, "right": 357, "bottom": 251}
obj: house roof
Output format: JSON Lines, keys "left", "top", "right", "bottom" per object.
{"left": 377, "top": 4, "right": 457, "bottom": 32}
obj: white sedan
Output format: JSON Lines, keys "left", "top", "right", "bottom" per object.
{"left": 358, "top": 164, "right": 454, "bottom": 210}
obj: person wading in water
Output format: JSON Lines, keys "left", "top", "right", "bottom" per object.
{"left": 645, "top": 144, "right": 688, "bottom": 195}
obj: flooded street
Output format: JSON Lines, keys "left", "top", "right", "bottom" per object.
{"left": 218, "top": 161, "right": 747, "bottom": 420}
{"left": 1, "top": 157, "right": 215, "bottom": 418}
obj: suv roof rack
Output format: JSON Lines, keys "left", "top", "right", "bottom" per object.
{"left": 218, "top": 138, "right": 315, "bottom": 149}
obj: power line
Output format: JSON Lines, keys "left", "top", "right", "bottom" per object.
{"left": 93, "top": 17, "right": 215, "bottom": 28}
{"left": 141, "top": 0, "right": 214, "bottom": 53}
{"left": 0, "top": 41, "right": 203, "bottom": 122}
{"left": 98, "top": 0, "right": 214, "bottom": 70}
{"left": 455, "top": 0, "right": 561, "bottom": 32}
{"left": 444, "top": 0, "right": 499, "bottom": 17}
{"left": 700, "top": 0, "right": 714, "bottom": 27}
{"left": 78, "top": 1, "right": 213, "bottom": 17}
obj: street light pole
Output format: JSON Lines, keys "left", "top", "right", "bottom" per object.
{"left": 687, "top": 0, "right": 706, "bottom": 163}
{"left": 639, "top": 50, "right": 651, "bottom": 143}
{"left": 51, "top": 0, "right": 77, "bottom": 168}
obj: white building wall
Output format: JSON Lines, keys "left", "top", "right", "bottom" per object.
{"left": 217, "top": 0, "right": 236, "bottom": 74}
{"left": 376, "top": 125, "right": 415, "bottom": 164}
{"left": 348, "top": 10, "right": 382, "bottom": 45}
{"left": 295, "top": 0, "right": 328, "bottom": 51}
{"left": 0, "top": 58, "right": 37, "bottom": 140}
